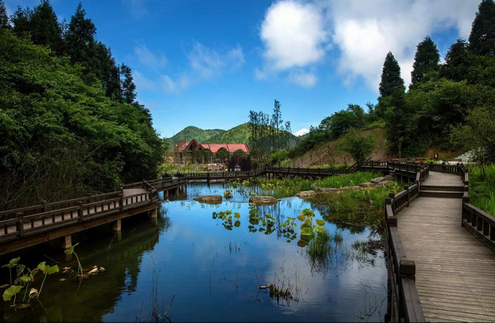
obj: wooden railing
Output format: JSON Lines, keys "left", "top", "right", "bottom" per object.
{"left": 385, "top": 164, "right": 428, "bottom": 323}
{"left": 0, "top": 177, "right": 187, "bottom": 243}
{"left": 458, "top": 164, "right": 495, "bottom": 251}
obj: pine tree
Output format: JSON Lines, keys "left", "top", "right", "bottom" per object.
{"left": 0, "top": 0, "right": 8, "bottom": 28}
{"left": 441, "top": 39, "right": 471, "bottom": 82}
{"left": 379, "top": 52, "right": 405, "bottom": 97}
{"left": 411, "top": 36, "right": 440, "bottom": 86}
{"left": 11, "top": 6, "right": 33, "bottom": 36}
{"left": 65, "top": 3, "right": 97, "bottom": 67}
{"left": 469, "top": 0, "right": 495, "bottom": 56}
{"left": 29, "top": 0, "right": 62, "bottom": 52}
{"left": 121, "top": 64, "right": 137, "bottom": 104}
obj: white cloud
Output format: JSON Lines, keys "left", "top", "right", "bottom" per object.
{"left": 287, "top": 70, "right": 318, "bottom": 88}
{"left": 325, "top": 0, "right": 480, "bottom": 90}
{"left": 256, "top": 0, "right": 328, "bottom": 87}
{"left": 133, "top": 70, "right": 156, "bottom": 91}
{"left": 260, "top": 1, "right": 328, "bottom": 70}
{"left": 162, "top": 42, "right": 244, "bottom": 94}
{"left": 134, "top": 44, "right": 167, "bottom": 71}
{"left": 294, "top": 128, "right": 310, "bottom": 136}
{"left": 122, "top": 0, "right": 148, "bottom": 18}
{"left": 187, "top": 43, "right": 244, "bottom": 80}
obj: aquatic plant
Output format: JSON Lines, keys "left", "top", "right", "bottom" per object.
{"left": 296, "top": 209, "right": 326, "bottom": 246}
{"left": 223, "top": 189, "right": 233, "bottom": 198}
{"left": 64, "top": 243, "right": 83, "bottom": 277}
{"left": 307, "top": 230, "right": 331, "bottom": 259}
{"left": 1, "top": 257, "right": 59, "bottom": 308}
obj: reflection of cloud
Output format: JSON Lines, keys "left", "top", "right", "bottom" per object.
{"left": 131, "top": 197, "right": 387, "bottom": 320}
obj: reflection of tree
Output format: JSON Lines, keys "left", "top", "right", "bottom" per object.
{"left": 1, "top": 221, "right": 161, "bottom": 322}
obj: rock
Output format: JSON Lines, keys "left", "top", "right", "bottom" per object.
{"left": 370, "top": 177, "right": 385, "bottom": 184}
{"left": 194, "top": 195, "right": 222, "bottom": 204}
{"left": 317, "top": 187, "right": 340, "bottom": 193}
{"left": 360, "top": 182, "right": 371, "bottom": 187}
{"left": 341, "top": 186, "right": 362, "bottom": 191}
{"left": 296, "top": 190, "right": 316, "bottom": 198}
{"left": 249, "top": 196, "right": 277, "bottom": 205}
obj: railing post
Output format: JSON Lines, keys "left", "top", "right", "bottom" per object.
{"left": 399, "top": 260, "right": 416, "bottom": 321}
{"left": 119, "top": 190, "right": 124, "bottom": 211}
{"left": 16, "top": 212, "right": 24, "bottom": 238}
{"left": 78, "top": 201, "right": 84, "bottom": 222}
{"left": 42, "top": 200, "right": 48, "bottom": 212}
{"left": 385, "top": 198, "right": 393, "bottom": 222}
{"left": 404, "top": 185, "right": 410, "bottom": 207}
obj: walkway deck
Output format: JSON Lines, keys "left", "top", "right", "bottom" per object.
{"left": 398, "top": 171, "right": 495, "bottom": 322}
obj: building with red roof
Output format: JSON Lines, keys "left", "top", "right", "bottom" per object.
{"left": 173, "top": 139, "right": 250, "bottom": 164}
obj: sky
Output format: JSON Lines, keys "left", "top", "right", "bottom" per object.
{"left": 5, "top": 0, "right": 482, "bottom": 138}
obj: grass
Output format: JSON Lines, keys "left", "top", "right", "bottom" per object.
{"left": 252, "top": 171, "right": 383, "bottom": 199}
{"left": 161, "top": 162, "right": 210, "bottom": 174}
{"left": 469, "top": 164, "right": 495, "bottom": 216}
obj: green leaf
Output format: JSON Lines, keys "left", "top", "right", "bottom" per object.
{"left": 37, "top": 262, "right": 59, "bottom": 275}
{"left": 314, "top": 226, "right": 326, "bottom": 234}
{"left": 316, "top": 219, "right": 325, "bottom": 226}
{"left": 301, "top": 227, "right": 314, "bottom": 236}
{"left": 46, "top": 265, "right": 59, "bottom": 275}
{"left": 3, "top": 285, "right": 23, "bottom": 302}
{"left": 2, "top": 257, "right": 20, "bottom": 269}
{"left": 37, "top": 262, "right": 47, "bottom": 273}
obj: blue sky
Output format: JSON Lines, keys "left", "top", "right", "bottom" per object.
{"left": 5, "top": 0, "right": 481, "bottom": 138}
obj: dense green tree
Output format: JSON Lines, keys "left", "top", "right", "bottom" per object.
{"left": 121, "top": 63, "right": 137, "bottom": 104}
{"left": 441, "top": 39, "right": 471, "bottom": 82}
{"left": 379, "top": 52, "right": 405, "bottom": 98}
{"left": 337, "top": 129, "right": 376, "bottom": 164}
{"left": 469, "top": 0, "right": 495, "bottom": 56}
{"left": 320, "top": 104, "right": 365, "bottom": 139}
{"left": 65, "top": 3, "right": 97, "bottom": 68}
{"left": 0, "top": 0, "right": 8, "bottom": 28}
{"left": 11, "top": 6, "right": 32, "bottom": 36}
{"left": 0, "top": 29, "right": 164, "bottom": 210}
{"left": 94, "top": 42, "right": 122, "bottom": 100}
{"left": 29, "top": 0, "right": 62, "bottom": 52}
{"left": 411, "top": 36, "right": 440, "bottom": 86}
{"left": 215, "top": 148, "right": 230, "bottom": 163}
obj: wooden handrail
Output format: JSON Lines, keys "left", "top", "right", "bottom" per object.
{"left": 385, "top": 164, "right": 427, "bottom": 322}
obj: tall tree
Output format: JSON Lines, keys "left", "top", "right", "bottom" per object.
{"left": 469, "top": 0, "right": 495, "bottom": 56}
{"left": 411, "top": 36, "right": 440, "bottom": 86}
{"left": 11, "top": 6, "right": 32, "bottom": 36}
{"left": 121, "top": 63, "right": 137, "bottom": 104}
{"left": 441, "top": 39, "right": 471, "bottom": 82}
{"left": 29, "top": 0, "right": 62, "bottom": 52}
{"left": 65, "top": 3, "right": 97, "bottom": 67}
{"left": 379, "top": 52, "right": 405, "bottom": 97}
{"left": 0, "top": 0, "right": 8, "bottom": 28}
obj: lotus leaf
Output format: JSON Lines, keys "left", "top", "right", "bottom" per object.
{"left": 3, "top": 285, "right": 23, "bottom": 301}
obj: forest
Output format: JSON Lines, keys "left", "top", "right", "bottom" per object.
{"left": 0, "top": 1, "right": 165, "bottom": 210}
{"left": 291, "top": 0, "right": 495, "bottom": 164}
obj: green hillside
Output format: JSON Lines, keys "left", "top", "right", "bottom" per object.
{"left": 168, "top": 123, "right": 300, "bottom": 151}
{"left": 207, "top": 123, "right": 252, "bottom": 144}
{"left": 166, "top": 126, "right": 225, "bottom": 146}
{"left": 209, "top": 123, "right": 300, "bottom": 149}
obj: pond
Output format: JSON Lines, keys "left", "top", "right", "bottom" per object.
{"left": 0, "top": 183, "right": 387, "bottom": 322}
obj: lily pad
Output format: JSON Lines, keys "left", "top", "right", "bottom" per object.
{"left": 3, "top": 285, "right": 23, "bottom": 301}
{"left": 316, "top": 219, "right": 325, "bottom": 226}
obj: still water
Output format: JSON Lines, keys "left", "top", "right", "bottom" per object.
{"left": 0, "top": 183, "right": 386, "bottom": 322}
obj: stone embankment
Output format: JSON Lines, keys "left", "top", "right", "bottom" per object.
{"left": 295, "top": 174, "right": 394, "bottom": 199}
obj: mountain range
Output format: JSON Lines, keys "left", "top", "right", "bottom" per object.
{"left": 165, "top": 123, "right": 299, "bottom": 149}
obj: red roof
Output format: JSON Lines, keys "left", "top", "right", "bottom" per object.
{"left": 200, "top": 143, "right": 250, "bottom": 154}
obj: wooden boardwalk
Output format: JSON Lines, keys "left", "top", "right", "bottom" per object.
{"left": 397, "top": 171, "right": 495, "bottom": 322}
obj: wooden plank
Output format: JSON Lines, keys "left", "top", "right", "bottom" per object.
{"left": 394, "top": 171, "right": 495, "bottom": 322}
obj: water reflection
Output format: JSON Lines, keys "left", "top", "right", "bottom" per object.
{"left": 0, "top": 184, "right": 386, "bottom": 322}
